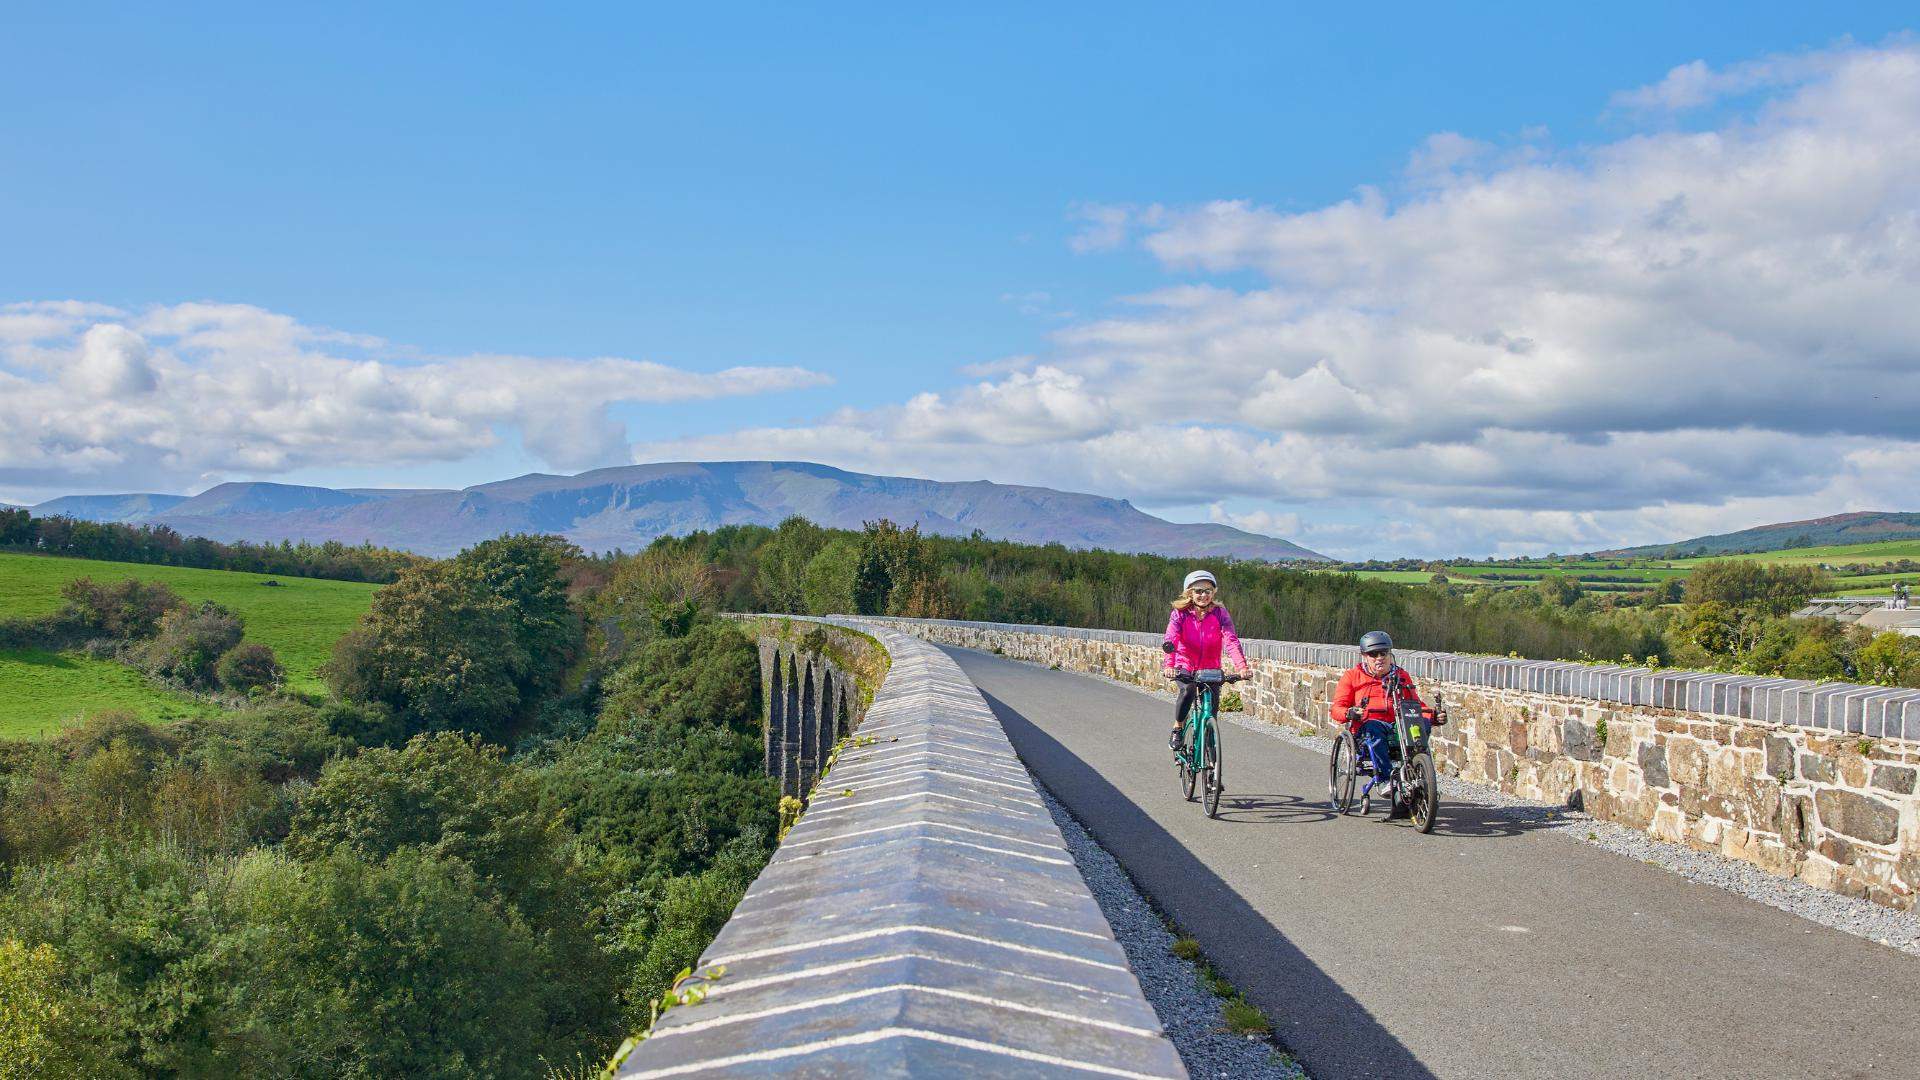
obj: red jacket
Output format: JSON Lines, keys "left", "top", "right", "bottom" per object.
{"left": 1330, "top": 664, "right": 1427, "bottom": 730}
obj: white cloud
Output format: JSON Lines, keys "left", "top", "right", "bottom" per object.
{"left": 0, "top": 301, "right": 828, "bottom": 493}
{"left": 1607, "top": 44, "right": 1858, "bottom": 113}
{"left": 642, "top": 40, "right": 1920, "bottom": 558}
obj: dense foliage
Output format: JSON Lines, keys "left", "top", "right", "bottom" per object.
{"left": 0, "top": 507, "right": 421, "bottom": 584}
{"left": 649, "top": 516, "right": 1664, "bottom": 663}
{"left": 325, "top": 536, "right": 583, "bottom": 743}
{"left": 653, "top": 518, "right": 1920, "bottom": 688}
{"left": 0, "top": 534, "right": 778, "bottom": 1076}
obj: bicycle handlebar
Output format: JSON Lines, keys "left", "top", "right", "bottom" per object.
{"left": 1170, "top": 669, "right": 1245, "bottom": 684}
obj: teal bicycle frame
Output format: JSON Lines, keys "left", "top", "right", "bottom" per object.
{"left": 1173, "top": 668, "right": 1235, "bottom": 818}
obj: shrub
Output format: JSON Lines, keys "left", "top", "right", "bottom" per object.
{"left": 0, "top": 939, "right": 126, "bottom": 1079}
{"left": 141, "top": 602, "right": 244, "bottom": 689}
{"left": 58, "top": 577, "right": 185, "bottom": 640}
{"left": 1856, "top": 631, "right": 1920, "bottom": 688}
{"left": 216, "top": 643, "right": 283, "bottom": 693}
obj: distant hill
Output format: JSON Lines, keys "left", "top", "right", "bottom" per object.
{"left": 1597, "top": 511, "right": 1920, "bottom": 558}
{"left": 30, "top": 493, "right": 188, "bottom": 523}
{"left": 32, "top": 461, "right": 1330, "bottom": 562}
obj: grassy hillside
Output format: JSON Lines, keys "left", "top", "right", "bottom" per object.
{"left": 1338, "top": 539, "right": 1920, "bottom": 600}
{"left": 1598, "top": 511, "right": 1920, "bottom": 558}
{"left": 1666, "top": 539, "right": 1920, "bottom": 568}
{"left": 0, "top": 649, "right": 220, "bottom": 738}
{"left": 0, "top": 551, "right": 380, "bottom": 693}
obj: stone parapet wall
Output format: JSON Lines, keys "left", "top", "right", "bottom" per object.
{"left": 855, "top": 617, "right": 1920, "bottom": 911}
{"left": 619, "top": 619, "right": 1184, "bottom": 1078}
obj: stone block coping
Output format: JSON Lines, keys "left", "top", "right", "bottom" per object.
{"left": 856, "top": 617, "right": 1920, "bottom": 741}
{"left": 617, "top": 620, "right": 1186, "bottom": 1079}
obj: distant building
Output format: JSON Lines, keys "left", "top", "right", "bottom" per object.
{"left": 1856, "top": 607, "right": 1920, "bottom": 638}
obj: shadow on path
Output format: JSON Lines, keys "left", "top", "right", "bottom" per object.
{"left": 979, "top": 687, "right": 1438, "bottom": 1080}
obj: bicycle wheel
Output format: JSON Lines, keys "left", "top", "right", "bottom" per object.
{"left": 1329, "top": 734, "right": 1358, "bottom": 814}
{"left": 1408, "top": 751, "right": 1439, "bottom": 834}
{"left": 1202, "top": 723, "right": 1222, "bottom": 818}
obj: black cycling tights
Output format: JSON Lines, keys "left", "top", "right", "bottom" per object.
{"left": 1173, "top": 683, "right": 1202, "bottom": 728}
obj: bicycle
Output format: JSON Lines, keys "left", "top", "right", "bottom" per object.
{"left": 1171, "top": 667, "right": 1242, "bottom": 819}
{"left": 1328, "top": 674, "right": 1445, "bottom": 833}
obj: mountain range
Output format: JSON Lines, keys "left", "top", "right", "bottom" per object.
{"left": 1596, "top": 511, "right": 1920, "bottom": 557}
{"left": 25, "top": 461, "right": 1330, "bottom": 562}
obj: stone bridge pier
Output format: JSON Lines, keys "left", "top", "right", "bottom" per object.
{"left": 740, "top": 618, "right": 888, "bottom": 797}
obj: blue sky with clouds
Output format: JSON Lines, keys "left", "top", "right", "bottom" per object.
{"left": 4, "top": 4, "right": 1918, "bottom": 557}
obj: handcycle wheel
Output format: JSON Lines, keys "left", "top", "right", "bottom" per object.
{"left": 1328, "top": 732, "right": 1358, "bottom": 814}
{"left": 1178, "top": 730, "right": 1197, "bottom": 802}
{"left": 1407, "top": 751, "right": 1438, "bottom": 833}
{"left": 1202, "top": 724, "right": 1222, "bottom": 819}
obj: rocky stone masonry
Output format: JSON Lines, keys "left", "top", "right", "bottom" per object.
{"left": 732, "top": 616, "right": 888, "bottom": 797}
{"left": 858, "top": 617, "right": 1920, "bottom": 912}
{"left": 618, "top": 621, "right": 1186, "bottom": 1078}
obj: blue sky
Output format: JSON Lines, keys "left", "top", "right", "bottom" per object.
{"left": 5, "top": 4, "right": 1919, "bottom": 557}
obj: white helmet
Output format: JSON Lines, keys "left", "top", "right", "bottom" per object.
{"left": 1183, "top": 569, "right": 1217, "bottom": 592}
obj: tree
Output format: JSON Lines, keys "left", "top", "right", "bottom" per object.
{"left": 1534, "top": 573, "right": 1584, "bottom": 608}
{"left": 756, "top": 517, "right": 826, "bottom": 613}
{"left": 0, "top": 840, "right": 251, "bottom": 1075}
{"left": 1683, "top": 560, "right": 1831, "bottom": 617}
{"left": 592, "top": 546, "right": 717, "bottom": 655}
{"left": 802, "top": 537, "right": 860, "bottom": 615}
{"left": 452, "top": 535, "right": 582, "bottom": 702}
{"left": 229, "top": 848, "right": 554, "bottom": 1079}
{"left": 855, "top": 519, "right": 936, "bottom": 616}
{"left": 326, "top": 562, "right": 526, "bottom": 740}
{"left": 286, "top": 735, "right": 618, "bottom": 1056}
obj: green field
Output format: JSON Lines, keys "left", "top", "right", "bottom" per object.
{"left": 1667, "top": 539, "right": 1920, "bottom": 568}
{"left": 0, "top": 649, "right": 222, "bottom": 739}
{"left": 0, "top": 552, "right": 381, "bottom": 694}
{"left": 1333, "top": 538, "right": 1920, "bottom": 599}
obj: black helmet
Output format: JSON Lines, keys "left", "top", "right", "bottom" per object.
{"left": 1359, "top": 630, "right": 1393, "bottom": 655}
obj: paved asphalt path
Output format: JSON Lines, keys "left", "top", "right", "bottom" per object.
{"left": 945, "top": 647, "right": 1920, "bottom": 1080}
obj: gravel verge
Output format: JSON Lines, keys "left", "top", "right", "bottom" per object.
{"left": 1034, "top": 779, "right": 1309, "bottom": 1079}
{"left": 1071, "top": 664, "right": 1920, "bottom": 958}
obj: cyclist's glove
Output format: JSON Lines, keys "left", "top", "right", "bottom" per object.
{"left": 1344, "top": 706, "right": 1366, "bottom": 724}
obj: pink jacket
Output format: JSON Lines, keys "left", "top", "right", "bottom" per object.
{"left": 1162, "top": 604, "right": 1248, "bottom": 673}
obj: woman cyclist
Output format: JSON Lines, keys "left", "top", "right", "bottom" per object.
{"left": 1163, "top": 570, "right": 1250, "bottom": 753}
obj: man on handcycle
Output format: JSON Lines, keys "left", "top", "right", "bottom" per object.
{"left": 1331, "top": 631, "right": 1445, "bottom": 814}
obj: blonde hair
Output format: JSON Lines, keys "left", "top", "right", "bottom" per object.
{"left": 1171, "top": 585, "right": 1218, "bottom": 612}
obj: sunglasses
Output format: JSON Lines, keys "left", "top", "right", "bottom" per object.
{"left": 1190, "top": 586, "right": 1215, "bottom": 595}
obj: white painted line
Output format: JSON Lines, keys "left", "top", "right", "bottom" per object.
{"left": 703, "top": 950, "right": 1123, "bottom": 1000}
{"left": 801, "top": 790, "right": 1038, "bottom": 820}
{"left": 646, "top": 983, "right": 1163, "bottom": 1040}
{"left": 782, "top": 817, "right": 1064, "bottom": 851}
{"left": 782, "top": 831, "right": 1074, "bottom": 866}
{"left": 624, "top": 1026, "right": 1172, "bottom": 1079}
{"left": 704, "top": 924, "right": 1129, "bottom": 972}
